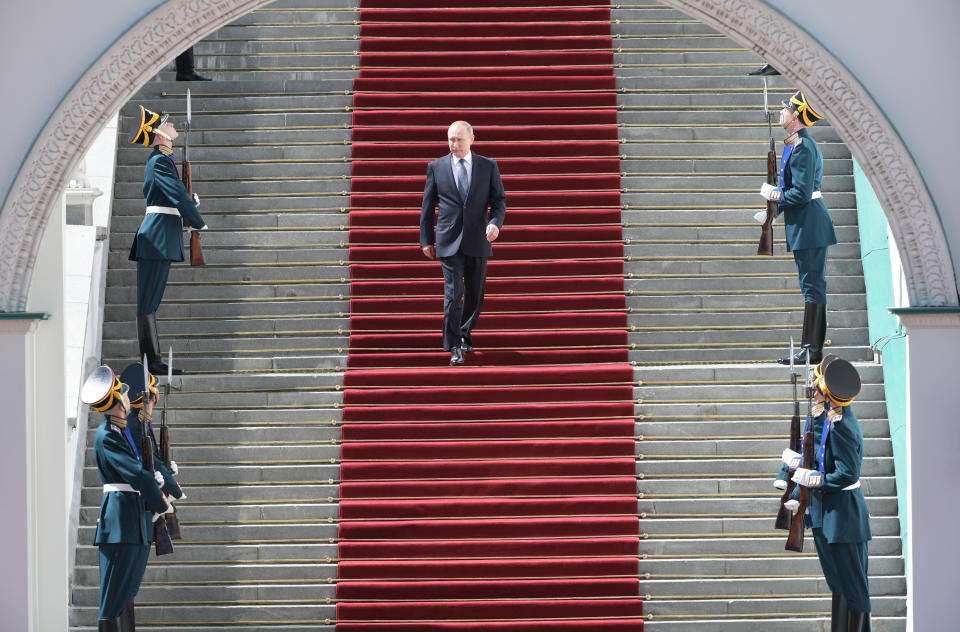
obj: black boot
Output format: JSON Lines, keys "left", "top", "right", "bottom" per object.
{"left": 124, "top": 602, "right": 136, "bottom": 631}
{"left": 847, "top": 610, "right": 869, "bottom": 632}
{"left": 175, "top": 48, "right": 212, "bottom": 81}
{"left": 778, "top": 302, "right": 825, "bottom": 365}
{"left": 830, "top": 593, "right": 848, "bottom": 631}
{"left": 98, "top": 617, "right": 123, "bottom": 632}
{"left": 138, "top": 313, "right": 183, "bottom": 375}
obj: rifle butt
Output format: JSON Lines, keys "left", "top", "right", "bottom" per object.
{"left": 154, "top": 517, "right": 175, "bottom": 555}
{"left": 757, "top": 222, "right": 774, "bottom": 256}
{"left": 785, "top": 511, "right": 806, "bottom": 552}
{"left": 166, "top": 508, "right": 183, "bottom": 540}
{"left": 190, "top": 230, "right": 205, "bottom": 266}
{"left": 774, "top": 481, "right": 796, "bottom": 530}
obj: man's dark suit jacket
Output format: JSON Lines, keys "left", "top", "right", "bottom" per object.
{"left": 419, "top": 153, "right": 506, "bottom": 258}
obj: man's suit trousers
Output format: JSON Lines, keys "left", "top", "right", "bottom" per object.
{"left": 440, "top": 251, "right": 487, "bottom": 350}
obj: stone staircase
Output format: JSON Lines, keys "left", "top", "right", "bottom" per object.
{"left": 70, "top": 1, "right": 905, "bottom": 629}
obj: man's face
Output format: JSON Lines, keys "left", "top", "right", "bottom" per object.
{"left": 158, "top": 120, "right": 178, "bottom": 141}
{"left": 779, "top": 106, "right": 795, "bottom": 129}
{"left": 448, "top": 124, "right": 473, "bottom": 159}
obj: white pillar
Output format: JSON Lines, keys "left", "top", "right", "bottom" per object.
{"left": 892, "top": 308, "right": 960, "bottom": 631}
{"left": 0, "top": 316, "right": 43, "bottom": 631}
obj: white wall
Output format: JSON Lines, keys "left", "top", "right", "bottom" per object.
{"left": 0, "top": 0, "right": 163, "bottom": 206}
{"left": 764, "top": 0, "right": 960, "bottom": 292}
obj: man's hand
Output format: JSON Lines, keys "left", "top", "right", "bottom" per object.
{"left": 783, "top": 499, "right": 800, "bottom": 513}
{"left": 154, "top": 471, "right": 164, "bottom": 487}
{"left": 792, "top": 467, "right": 823, "bottom": 488}
{"left": 192, "top": 193, "right": 200, "bottom": 208}
{"left": 486, "top": 224, "right": 500, "bottom": 242}
{"left": 169, "top": 460, "right": 179, "bottom": 476}
{"left": 773, "top": 479, "right": 787, "bottom": 491}
{"left": 421, "top": 245, "right": 436, "bottom": 260}
{"left": 760, "top": 182, "right": 782, "bottom": 202}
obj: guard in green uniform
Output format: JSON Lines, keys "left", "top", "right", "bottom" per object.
{"left": 776, "top": 355, "right": 872, "bottom": 631}
{"left": 119, "top": 363, "right": 185, "bottom": 629}
{"left": 758, "top": 91, "right": 837, "bottom": 365}
{"left": 129, "top": 106, "right": 207, "bottom": 375}
{"left": 81, "top": 366, "right": 172, "bottom": 632}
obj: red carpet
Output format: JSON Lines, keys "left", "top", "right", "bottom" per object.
{"left": 338, "top": 1, "right": 641, "bottom": 629}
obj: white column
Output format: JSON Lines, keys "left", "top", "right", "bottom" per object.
{"left": 892, "top": 308, "right": 960, "bottom": 631}
{"left": 0, "top": 316, "right": 42, "bottom": 631}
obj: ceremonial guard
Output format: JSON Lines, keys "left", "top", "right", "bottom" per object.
{"left": 81, "top": 366, "right": 172, "bottom": 631}
{"left": 756, "top": 88, "right": 837, "bottom": 365}
{"left": 776, "top": 355, "right": 872, "bottom": 630}
{"left": 129, "top": 105, "right": 207, "bottom": 375}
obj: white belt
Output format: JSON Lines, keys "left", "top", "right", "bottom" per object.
{"left": 842, "top": 480, "right": 861, "bottom": 491}
{"left": 811, "top": 191, "right": 822, "bottom": 199}
{"left": 103, "top": 483, "right": 139, "bottom": 494}
{"left": 146, "top": 205, "right": 180, "bottom": 217}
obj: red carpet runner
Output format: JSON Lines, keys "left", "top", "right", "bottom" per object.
{"left": 337, "top": 2, "right": 642, "bottom": 629}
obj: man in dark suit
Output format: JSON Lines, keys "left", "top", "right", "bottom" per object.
{"left": 419, "top": 121, "right": 506, "bottom": 366}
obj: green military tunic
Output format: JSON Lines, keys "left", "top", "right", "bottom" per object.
{"left": 129, "top": 147, "right": 206, "bottom": 316}
{"left": 777, "top": 128, "right": 837, "bottom": 304}
{"left": 94, "top": 416, "right": 168, "bottom": 619}
{"left": 781, "top": 405, "right": 872, "bottom": 616}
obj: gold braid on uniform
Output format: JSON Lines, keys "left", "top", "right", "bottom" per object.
{"left": 784, "top": 131, "right": 800, "bottom": 146}
{"left": 157, "top": 145, "right": 173, "bottom": 156}
{"left": 109, "top": 415, "right": 128, "bottom": 429}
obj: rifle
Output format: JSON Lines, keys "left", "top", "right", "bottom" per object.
{"left": 785, "top": 347, "right": 814, "bottom": 552}
{"left": 183, "top": 89, "right": 205, "bottom": 266}
{"left": 775, "top": 337, "right": 801, "bottom": 530}
{"left": 161, "top": 347, "right": 183, "bottom": 540}
{"left": 142, "top": 356, "right": 175, "bottom": 556}
{"left": 757, "top": 74, "right": 777, "bottom": 256}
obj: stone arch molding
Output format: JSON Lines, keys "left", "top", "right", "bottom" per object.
{"left": 661, "top": 0, "right": 958, "bottom": 307}
{"left": 0, "top": 0, "right": 272, "bottom": 312}
{"left": 0, "top": 0, "right": 957, "bottom": 310}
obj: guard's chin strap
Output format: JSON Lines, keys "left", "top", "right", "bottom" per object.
{"left": 154, "top": 129, "right": 172, "bottom": 141}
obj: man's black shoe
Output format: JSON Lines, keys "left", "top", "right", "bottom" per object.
{"left": 176, "top": 72, "right": 212, "bottom": 81}
{"left": 449, "top": 347, "right": 465, "bottom": 366}
{"left": 461, "top": 339, "right": 473, "bottom": 353}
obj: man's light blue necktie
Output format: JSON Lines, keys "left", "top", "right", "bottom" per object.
{"left": 457, "top": 158, "right": 469, "bottom": 200}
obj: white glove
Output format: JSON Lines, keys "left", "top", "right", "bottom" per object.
{"left": 192, "top": 193, "right": 200, "bottom": 208}
{"left": 169, "top": 460, "right": 179, "bottom": 476}
{"left": 773, "top": 479, "right": 787, "bottom": 491}
{"left": 783, "top": 499, "right": 800, "bottom": 512}
{"left": 781, "top": 448, "right": 802, "bottom": 471}
{"left": 154, "top": 470, "right": 164, "bottom": 486}
{"left": 152, "top": 502, "right": 176, "bottom": 522}
{"left": 753, "top": 210, "right": 771, "bottom": 224}
{"left": 792, "top": 467, "right": 824, "bottom": 488}
{"left": 188, "top": 224, "right": 208, "bottom": 232}
{"left": 760, "top": 182, "right": 782, "bottom": 202}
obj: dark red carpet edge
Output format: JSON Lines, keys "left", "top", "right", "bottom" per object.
{"left": 337, "top": 2, "right": 641, "bottom": 629}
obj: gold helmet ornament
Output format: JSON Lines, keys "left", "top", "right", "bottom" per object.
{"left": 80, "top": 365, "right": 129, "bottom": 412}
{"left": 783, "top": 90, "right": 824, "bottom": 127}
{"left": 130, "top": 105, "right": 170, "bottom": 146}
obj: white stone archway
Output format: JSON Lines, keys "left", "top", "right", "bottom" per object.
{"left": 0, "top": 0, "right": 273, "bottom": 314}
{"left": 1, "top": 0, "right": 956, "bottom": 312}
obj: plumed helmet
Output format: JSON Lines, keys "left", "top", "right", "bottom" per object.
{"left": 130, "top": 105, "right": 169, "bottom": 146}
{"left": 119, "top": 362, "right": 158, "bottom": 408}
{"left": 80, "top": 366, "right": 129, "bottom": 412}
{"left": 782, "top": 90, "right": 824, "bottom": 127}
{"left": 812, "top": 354, "right": 861, "bottom": 406}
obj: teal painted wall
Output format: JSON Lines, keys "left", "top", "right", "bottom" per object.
{"left": 853, "top": 160, "right": 909, "bottom": 557}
